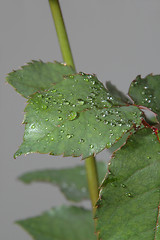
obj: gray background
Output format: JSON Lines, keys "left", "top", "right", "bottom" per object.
{"left": 1, "top": 0, "right": 160, "bottom": 239}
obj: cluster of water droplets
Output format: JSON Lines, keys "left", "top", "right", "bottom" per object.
{"left": 131, "top": 78, "right": 159, "bottom": 113}
{"left": 27, "top": 73, "right": 143, "bottom": 156}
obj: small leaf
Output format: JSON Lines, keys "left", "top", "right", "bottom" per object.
{"left": 14, "top": 74, "right": 142, "bottom": 159}
{"left": 17, "top": 206, "right": 96, "bottom": 240}
{"left": 106, "top": 81, "right": 132, "bottom": 105}
{"left": 6, "top": 61, "right": 76, "bottom": 98}
{"left": 128, "top": 74, "right": 160, "bottom": 122}
{"left": 18, "top": 161, "right": 107, "bottom": 202}
{"left": 96, "top": 128, "right": 160, "bottom": 240}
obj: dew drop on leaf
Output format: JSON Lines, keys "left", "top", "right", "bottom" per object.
{"left": 84, "top": 77, "right": 89, "bottom": 82}
{"left": 79, "top": 139, "right": 85, "bottom": 143}
{"left": 77, "top": 99, "right": 85, "bottom": 105}
{"left": 90, "top": 144, "right": 94, "bottom": 149}
{"left": 90, "top": 92, "right": 96, "bottom": 97}
{"left": 67, "top": 134, "right": 73, "bottom": 139}
{"left": 50, "top": 89, "right": 57, "bottom": 93}
{"left": 69, "top": 75, "right": 74, "bottom": 79}
{"left": 63, "top": 101, "right": 70, "bottom": 105}
{"left": 68, "top": 111, "right": 77, "bottom": 121}
{"left": 126, "top": 192, "right": 133, "bottom": 198}
{"left": 41, "top": 104, "right": 48, "bottom": 110}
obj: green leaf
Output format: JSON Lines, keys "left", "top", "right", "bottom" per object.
{"left": 17, "top": 206, "right": 96, "bottom": 240}
{"left": 96, "top": 128, "right": 160, "bottom": 240}
{"left": 18, "top": 161, "right": 107, "bottom": 202}
{"left": 128, "top": 74, "right": 160, "bottom": 122}
{"left": 14, "top": 74, "right": 142, "bottom": 159}
{"left": 6, "top": 61, "right": 76, "bottom": 98}
{"left": 106, "top": 81, "right": 132, "bottom": 105}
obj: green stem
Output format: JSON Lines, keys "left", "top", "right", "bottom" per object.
{"left": 85, "top": 155, "right": 99, "bottom": 216}
{"left": 48, "top": 0, "right": 75, "bottom": 70}
{"left": 48, "top": 0, "right": 99, "bottom": 217}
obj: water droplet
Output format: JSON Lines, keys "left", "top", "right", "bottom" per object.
{"left": 68, "top": 111, "right": 77, "bottom": 121}
{"left": 79, "top": 72, "right": 85, "bottom": 76}
{"left": 84, "top": 77, "right": 89, "bottom": 82}
{"left": 41, "top": 104, "right": 48, "bottom": 109}
{"left": 50, "top": 89, "right": 57, "bottom": 93}
{"left": 104, "top": 120, "right": 108, "bottom": 124}
{"left": 96, "top": 118, "right": 101, "bottom": 122}
{"left": 77, "top": 99, "right": 85, "bottom": 105}
{"left": 91, "top": 80, "right": 96, "bottom": 85}
{"left": 87, "top": 96, "right": 93, "bottom": 101}
{"left": 126, "top": 192, "right": 133, "bottom": 198}
{"left": 63, "top": 101, "right": 70, "bottom": 105}
{"left": 69, "top": 75, "right": 74, "bottom": 79}
{"left": 79, "top": 139, "right": 85, "bottom": 143}
{"left": 90, "top": 144, "right": 94, "bottom": 149}
{"left": 67, "top": 134, "right": 73, "bottom": 139}
{"left": 90, "top": 92, "right": 96, "bottom": 97}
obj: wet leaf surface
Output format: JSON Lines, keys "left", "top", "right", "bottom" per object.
{"left": 106, "top": 81, "right": 132, "bottom": 105}
{"left": 129, "top": 74, "right": 160, "bottom": 122}
{"left": 14, "top": 74, "right": 142, "bottom": 159}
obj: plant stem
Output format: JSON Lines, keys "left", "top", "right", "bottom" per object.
{"left": 85, "top": 155, "right": 99, "bottom": 216}
{"left": 48, "top": 0, "right": 99, "bottom": 216}
{"left": 48, "top": 0, "right": 75, "bottom": 70}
